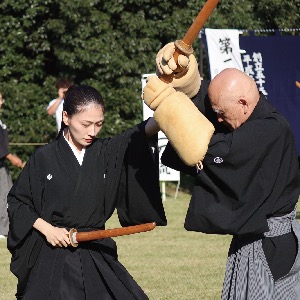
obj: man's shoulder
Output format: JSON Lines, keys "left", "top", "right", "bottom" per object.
{"left": 234, "top": 116, "right": 292, "bottom": 151}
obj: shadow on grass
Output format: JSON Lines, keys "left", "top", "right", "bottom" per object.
{"left": 296, "top": 212, "right": 300, "bottom": 220}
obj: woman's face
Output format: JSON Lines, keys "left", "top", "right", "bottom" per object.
{"left": 63, "top": 104, "right": 104, "bottom": 152}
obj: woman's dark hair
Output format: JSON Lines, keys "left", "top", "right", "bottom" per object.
{"left": 56, "top": 85, "right": 105, "bottom": 140}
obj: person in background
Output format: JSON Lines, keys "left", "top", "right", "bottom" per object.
{"left": 8, "top": 85, "right": 166, "bottom": 299}
{"left": 0, "top": 92, "right": 23, "bottom": 239}
{"left": 47, "top": 78, "right": 73, "bottom": 131}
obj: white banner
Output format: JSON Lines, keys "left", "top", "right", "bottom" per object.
{"left": 141, "top": 74, "right": 180, "bottom": 182}
{"left": 205, "top": 29, "right": 244, "bottom": 79}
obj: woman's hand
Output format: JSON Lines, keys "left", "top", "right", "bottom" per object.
{"left": 33, "top": 218, "right": 71, "bottom": 247}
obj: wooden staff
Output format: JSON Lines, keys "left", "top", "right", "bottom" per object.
{"left": 160, "top": 0, "right": 219, "bottom": 83}
{"left": 69, "top": 222, "right": 156, "bottom": 247}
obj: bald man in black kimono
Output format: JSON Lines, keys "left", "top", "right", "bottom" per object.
{"left": 143, "top": 42, "right": 300, "bottom": 299}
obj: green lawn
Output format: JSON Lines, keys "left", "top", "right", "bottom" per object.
{"left": 0, "top": 189, "right": 237, "bottom": 299}
{"left": 111, "top": 190, "right": 231, "bottom": 300}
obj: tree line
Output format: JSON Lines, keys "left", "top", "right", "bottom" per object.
{"left": 0, "top": 0, "right": 299, "bottom": 178}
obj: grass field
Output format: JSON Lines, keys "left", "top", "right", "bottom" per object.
{"left": 0, "top": 187, "right": 237, "bottom": 299}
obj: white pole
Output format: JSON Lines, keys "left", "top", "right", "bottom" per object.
{"left": 174, "top": 180, "right": 180, "bottom": 200}
{"left": 161, "top": 181, "right": 166, "bottom": 201}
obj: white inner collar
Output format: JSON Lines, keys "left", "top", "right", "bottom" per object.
{"left": 63, "top": 131, "right": 86, "bottom": 166}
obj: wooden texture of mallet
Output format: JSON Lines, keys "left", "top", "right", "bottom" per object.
{"left": 69, "top": 222, "right": 156, "bottom": 247}
{"left": 160, "top": 0, "right": 219, "bottom": 83}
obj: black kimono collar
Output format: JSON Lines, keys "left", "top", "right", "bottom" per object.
{"left": 57, "top": 135, "right": 81, "bottom": 183}
{"left": 246, "top": 94, "right": 277, "bottom": 123}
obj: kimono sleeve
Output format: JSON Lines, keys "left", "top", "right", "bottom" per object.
{"left": 161, "top": 142, "right": 196, "bottom": 176}
{"left": 7, "top": 152, "right": 43, "bottom": 250}
{"left": 117, "top": 122, "right": 167, "bottom": 227}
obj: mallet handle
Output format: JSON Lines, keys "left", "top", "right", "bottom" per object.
{"left": 69, "top": 222, "right": 156, "bottom": 247}
{"left": 160, "top": 0, "right": 219, "bottom": 83}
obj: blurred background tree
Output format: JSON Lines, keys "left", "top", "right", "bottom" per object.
{"left": 0, "top": 0, "right": 299, "bottom": 179}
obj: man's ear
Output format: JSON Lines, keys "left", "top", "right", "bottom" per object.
{"left": 239, "top": 99, "right": 248, "bottom": 114}
{"left": 62, "top": 111, "right": 70, "bottom": 126}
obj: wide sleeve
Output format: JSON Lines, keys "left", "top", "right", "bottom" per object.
{"left": 7, "top": 151, "right": 46, "bottom": 291}
{"left": 7, "top": 152, "right": 43, "bottom": 250}
{"left": 161, "top": 143, "right": 197, "bottom": 176}
{"left": 117, "top": 121, "right": 167, "bottom": 227}
{"left": 185, "top": 118, "right": 299, "bottom": 236}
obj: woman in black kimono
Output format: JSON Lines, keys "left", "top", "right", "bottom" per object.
{"left": 7, "top": 85, "right": 167, "bottom": 299}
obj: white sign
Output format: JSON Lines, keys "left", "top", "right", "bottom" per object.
{"left": 205, "top": 29, "right": 244, "bottom": 79}
{"left": 141, "top": 74, "right": 180, "bottom": 182}
{"left": 204, "top": 29, "right": 268, "bottom": 95}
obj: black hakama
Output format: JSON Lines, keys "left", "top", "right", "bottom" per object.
{"left": 24, "top": 239, "right": 148, "bottom": 300}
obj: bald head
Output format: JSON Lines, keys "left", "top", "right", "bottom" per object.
{"left": 208, "top": 68, "right": 260, "bottom": 130}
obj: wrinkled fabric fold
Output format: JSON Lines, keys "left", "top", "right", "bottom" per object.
{"left": 222, "top": 209, "right": 300, "bottom": 300}
{"left": 24, "top": 239, "right": 148, "bottom": 300}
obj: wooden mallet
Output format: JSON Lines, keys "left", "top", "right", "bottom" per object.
{"left": 160, "top": 0, "right": 219, "bottom": 83}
